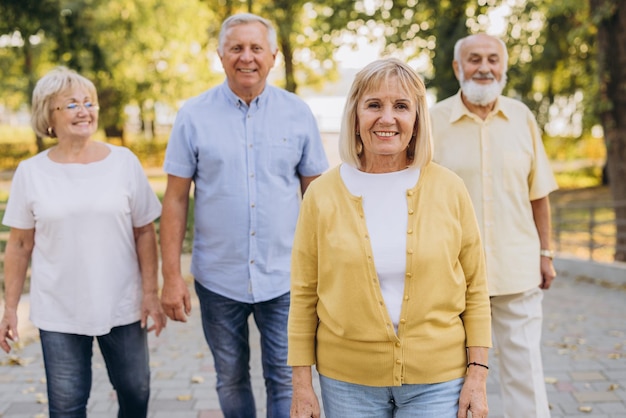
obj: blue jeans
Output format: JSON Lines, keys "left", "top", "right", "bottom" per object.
{"left": 39, "top": 321, "right": 150, "bottom": 418}
{"left": 195, "top": 281, "right": 292, "bottom": 418}
{"left": 320, "top": 374, "right": 464, "bottom": 418}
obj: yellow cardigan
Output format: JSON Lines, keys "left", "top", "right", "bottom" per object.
{"left": 288, "top": 163, "right": 491, "bottom": 386}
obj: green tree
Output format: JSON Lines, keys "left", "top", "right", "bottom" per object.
{"left": 502, "top": 0, "right": 626, "bottom": 260}
{"left": 0, "top": 0, "right": 62, "bottom": 150}
{"left": 320, "top": 0, "right": 496, "bottom": 99}
{"left": 590, "top": 0, "right": 626, "bottom": 261}
{"left": 89, "top": 0, "right": 219, "bottom": 141}
{"left": 202, "top": 0, "right": 363, "bottom": 93}
{"left": 0, "top": 0, "right": 220, "bottom": 143}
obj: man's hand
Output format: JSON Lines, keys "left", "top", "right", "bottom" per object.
{"left": 539, "top": 257, "right": 556, "bottom": 289}
{"left": 161, "top": 275, "right": 192, "bottom": 322}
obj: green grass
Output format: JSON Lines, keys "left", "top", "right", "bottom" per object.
{"left": 0, "top": 139, "right": 169, "bottom": 171}
{"left": 554, "top": 166, "right": 604, "bottom": 189}
{"left": 0, "top": 126, "right": 36, "bottom": 143}
{"left": 551, "top": 186, "right": 616, "bottom": 262}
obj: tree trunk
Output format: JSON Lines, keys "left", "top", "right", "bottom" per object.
{"left": 281, "top": 35, "right": 296, "bottom": 93}
{"left": 592, "top": 0, "right": 626, "bottom": 261}
{"left": 262, "top": 0, "right": 298, "bottom": 93}
{"left": 104, "top": 125, "right": 125, "bottom": 146}
{"left": 22, "top": 44, "right": 45, "bottom": 152}
{"left": 432, "top": 1, "right": 471, "bottom": 101}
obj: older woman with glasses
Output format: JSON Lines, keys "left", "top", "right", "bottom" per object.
{"left": 0, "top": 66, "right": 166, "bottom": 418}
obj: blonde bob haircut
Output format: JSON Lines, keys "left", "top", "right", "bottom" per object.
{"left": 338, "top": 57, "right": 433, "bottom": 169}
{"left": 31, "top": 66, "right": 98, "bottom": 138}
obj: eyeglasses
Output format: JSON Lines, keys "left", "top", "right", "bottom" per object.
{"left": 53, "top": 101, "right": 100, "bottom": 113}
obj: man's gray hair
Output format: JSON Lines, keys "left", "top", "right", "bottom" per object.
{"left": 453, "top": 34, "right": 509, "bottom": 71}
{"left": 218, "top": 13, "right": 278, "bottom": 55}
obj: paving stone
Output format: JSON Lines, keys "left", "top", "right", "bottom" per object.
{"left": 574, "top": 391, "right": 621, "bottom": 403}
{"left": 571, "top": 371, "right": 608, "bottom": 381}
{"left": 150, "top": 399, "right": 197, "bottom": 411}
{"left": 2, "top": 257, "right": 626, "bottom": 417}
{"left": 3, "top": 402, "right": 47, "bottom": 415}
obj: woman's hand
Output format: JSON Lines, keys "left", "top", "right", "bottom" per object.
{"left": 141, "top": 291, "right": 167, "bottom": 336}
{"left": 0, "top": 309, "right": 19, "bottom": 353}
{"left": 1, "top": 227, "right": 34, "bottom": 353}
{"left": 457, "top": 365, "right": 489, "bottom": 418}
{"left": 291, "top": 385, "right": 320, "bottom": 418}
{"left": 291, "top": 366, "right": 321, "bottom": 418}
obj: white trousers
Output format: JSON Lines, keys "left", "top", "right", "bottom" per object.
{"left": 490, "top": 287, "right": 551, "bottom": 418}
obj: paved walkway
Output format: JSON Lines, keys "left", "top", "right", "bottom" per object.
{"left": 1, "top": 256, "right": 625, "bottom": 418}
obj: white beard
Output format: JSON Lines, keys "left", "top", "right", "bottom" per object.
{"left": 459, "top": 70, "right": 507, "bottom": 106}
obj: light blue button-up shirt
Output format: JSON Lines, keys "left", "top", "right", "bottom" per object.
{"left": 164, "top": 82, "right": 329, "bottom": 303}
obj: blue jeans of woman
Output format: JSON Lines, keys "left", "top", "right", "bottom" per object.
{"left": 195, "top": 281, "right": 292, "bottom": 418}
{"left": 39, "top": 321, "right": 150, "bottom": 418}
{"left": 320, "top": 374, "right": 464, "bottom": 418}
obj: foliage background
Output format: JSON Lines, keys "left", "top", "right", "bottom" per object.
{"left": 1, "top": 0, "right": 625, "bottom": 259}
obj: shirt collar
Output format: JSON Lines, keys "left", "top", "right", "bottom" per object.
{"left": 220, "top": 81, "right": 269, "bottom": 110}
{"left": 448, "top": 90, "right": 510, "bottom": 123}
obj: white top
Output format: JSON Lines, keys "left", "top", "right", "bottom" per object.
{"left": 2, "top": 144, "right": 162, "bottom": 336}
{"left": 340, "top": 163, "right": 421, "bottom": 330}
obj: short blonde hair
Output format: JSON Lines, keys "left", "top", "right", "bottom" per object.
{"left": 338, "top": 58, "right": 433, "bottom": 169}
{"left": 31, "top": 66, "right": 98, "bottom": 138}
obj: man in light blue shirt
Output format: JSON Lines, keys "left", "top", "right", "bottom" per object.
{"left": 159, "top": 13, "right": 328, "bottom": 418}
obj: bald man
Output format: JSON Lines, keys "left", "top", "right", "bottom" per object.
{"left": 430, "top": 33, "right": 558, "bottom": 418}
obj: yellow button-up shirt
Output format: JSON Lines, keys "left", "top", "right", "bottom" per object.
{"left": 430, "top": 92, "right": 558, "bottom": 296}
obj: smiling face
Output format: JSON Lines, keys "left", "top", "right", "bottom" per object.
{"left": 454, "top": 34, "right": 507, "bottom": 107}
{"left": 49, "top": 87, "right": 99, "bottom": 141}
{"left": 219, "top": 21, "right": 277, "bottom": 102}
{"left": 356, "top": 76, "right": 417, "bottom": 173}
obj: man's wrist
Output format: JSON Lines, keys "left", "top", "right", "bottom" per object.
{"left": 539, "top": 249, "right": 554, "bottom": 259}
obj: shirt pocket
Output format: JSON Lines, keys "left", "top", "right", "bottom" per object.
{"left": 269, "top": 135, "right": 303, "bottom": 177}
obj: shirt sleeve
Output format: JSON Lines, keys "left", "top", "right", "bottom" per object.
{"left": 527, "top": 110, "right": 559, "bottom": 200}
{"left": 296, "top": 104, "right": 330, "bottom": 177}
{"left": 457, "top": 183, "right": 492, "bottom": 348}
{"left": 163, "top": 109, "right": 198, "bottom": 179}
{"left": 2, "top": 162, "right": 35, "bottom": 229}
{"left": 126, "top": 150, "right": 162, "bottom": 227}
{"left": 288, "top": 186, "right": 321, "bottom": 366}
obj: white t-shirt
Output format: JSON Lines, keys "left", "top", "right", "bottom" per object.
{"left": 340, "top": 163, "right": 420, "bottom": 330}
{"left": 2, "top": 144, "right": 162, "bottom": 336}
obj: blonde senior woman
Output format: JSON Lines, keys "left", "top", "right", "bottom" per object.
{"left": 0, "top": 66, "right": 165, "bottom": 418}
{"left": 288, "top": 58, "right": 492, "bottom": 418}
